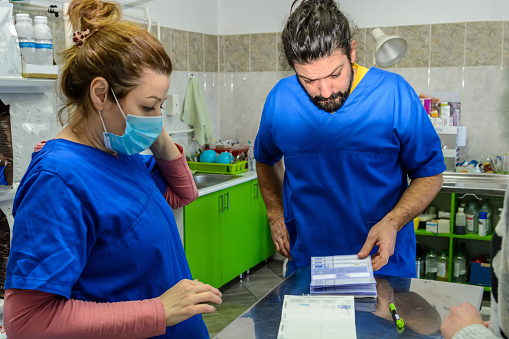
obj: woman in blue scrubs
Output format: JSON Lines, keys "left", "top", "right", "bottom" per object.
{"left": 4, "top": 0, "right": 221, "bottom": 338}
{"left": 255, "top": 0, "right": 445, "bottom": 278}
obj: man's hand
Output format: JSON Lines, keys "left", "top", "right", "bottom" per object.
{"left": 357, "top": 220, "right": 398, "bottom": 271}
{"left": 270, "top": 216, "right": 292, "bottom": 260}
{"left": 441, "top": 302, "right": 485, "bottom": 339}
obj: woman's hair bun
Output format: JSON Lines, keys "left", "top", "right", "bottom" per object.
{"left": 67, "top": 0, "right": 121, "bottom": 33}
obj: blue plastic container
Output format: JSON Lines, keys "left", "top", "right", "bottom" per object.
{"left": 200, "top": 149, "right": 217, "bottom": 163}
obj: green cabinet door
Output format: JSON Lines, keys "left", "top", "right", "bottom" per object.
{"left": 184, "top": 192, "right": 223, "bottom": 288}
{"left": 221, "top": 182, "right": 253, "bottom": 284}
{"left": 252, "top": 180, "right": 275, "bottom": 261}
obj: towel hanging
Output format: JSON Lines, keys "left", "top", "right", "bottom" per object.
{"left": 181, "top": 77, "right": 212, "bottom": 146}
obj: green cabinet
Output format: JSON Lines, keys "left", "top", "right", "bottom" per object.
{"left": 184, "top": 179, "right": 275, "bottom": 288}
{"left": 183, "top": 190, "right": 223, "bottom": 288}
{"left": 252, "top": 180, "right": 275, "bottom": 262}
{"left": 221, "top": 182, "right": 253, "bottom": 284}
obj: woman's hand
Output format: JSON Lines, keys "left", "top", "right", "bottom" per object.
{"left": 441, "top": 302, "right": 485, "bottom": 339}
{"left": 150, "top": 126, "right": 181, "bottom": 161}
{"left": 159, "top": 279, "right": 222, "bottom": 327}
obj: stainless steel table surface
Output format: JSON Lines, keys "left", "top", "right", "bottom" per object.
{"left": 214, "top": 266, "right": 484, "bottom": 339}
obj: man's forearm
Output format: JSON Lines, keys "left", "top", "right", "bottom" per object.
{"left": 256, "top": 160, "right": 285, "bottom": 223}
{"left": 383, "top": 173, "right": 444, "bottom": 231}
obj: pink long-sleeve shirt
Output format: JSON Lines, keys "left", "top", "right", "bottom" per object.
{"left": 5, "top": 141, "right": 198, "bottom": 338}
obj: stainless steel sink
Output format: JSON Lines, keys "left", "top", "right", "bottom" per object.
{"left": 192, "top": 173, "right": 242, "bottom": 190}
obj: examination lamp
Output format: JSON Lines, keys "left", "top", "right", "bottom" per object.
{"left": 370, "top": 28, "right": 407, "bottom": 67}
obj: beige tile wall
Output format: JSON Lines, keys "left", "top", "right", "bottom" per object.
{"left": 150, "top": 20, "right": 509, "bottom": 73}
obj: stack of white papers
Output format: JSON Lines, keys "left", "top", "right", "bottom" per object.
{"left": 310, "top": 255, "right": 377, "bottom": 298}
{"left": 277, "top": 295, "right": 357, "bottom": 339}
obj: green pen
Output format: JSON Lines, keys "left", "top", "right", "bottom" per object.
{"left": 389, "top": 302, "right": 405, "bottom": 333}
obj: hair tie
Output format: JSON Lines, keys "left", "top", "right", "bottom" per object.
{"left": 73, "top": 29, "right": 90, "bottom": 47}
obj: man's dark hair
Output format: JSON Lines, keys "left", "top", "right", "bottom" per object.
{"left": 282, "top": 0, "right": 353, "bottom": 68}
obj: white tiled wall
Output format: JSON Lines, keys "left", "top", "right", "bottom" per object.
{"left": 392, "top": 66, "right": 509, "bottom": 162}
{"left": 167, "top": 71, "right": 220, "bottom": 156}
{"left": 219, "top": 71, "right": 293, "bottom": 146}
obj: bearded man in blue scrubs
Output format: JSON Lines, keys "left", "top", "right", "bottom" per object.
{"left": 254, "top": 0, "right": 446, "bottom": 278}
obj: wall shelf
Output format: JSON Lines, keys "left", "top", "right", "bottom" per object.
{"left": 452, "top": 233, "right": 493, "bottom": 241}
{"left": 0, "top": 78, "right": 56, "bottom": 93}
{"left": 415, "top": 230, "right": 451, "bottom": 238}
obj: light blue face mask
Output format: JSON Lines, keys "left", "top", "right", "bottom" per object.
{"left": 99, "top": 89, "right": 163, "bottom": 155}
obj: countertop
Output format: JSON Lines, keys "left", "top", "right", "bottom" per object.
{"left": 214, "top": 266, "right": 484, "bottom": 339}
{"left": 197, "top": 170, "right": 257, "bottom": 197}
{"left": 197, "top": 171, "right": 508, "bottom": 197}
{"left": 442, "top": 172, "right": 508, "bottom": 196}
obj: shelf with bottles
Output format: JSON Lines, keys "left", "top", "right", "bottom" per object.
{"left": 415, "top": 191, "right": 496, "bottom": 291}
{"left": 414, "top": 229, "right": 451, "bottom": 237}
{"left": 452, "top": 233, "right": 493, "bottom": 241}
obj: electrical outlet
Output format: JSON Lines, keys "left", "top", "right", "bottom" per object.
{"left": 166, "top": 94, "right": 179, "bottom": 116}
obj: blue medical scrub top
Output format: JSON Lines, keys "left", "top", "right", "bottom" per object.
{"left": 6, "top": 139, "right": 208, "bottom": 339}
{"left": 255, "top": 67, "right": 446, "bottom": 278}
{"left": 0, "top": 166, "right": 7, "bottom": 185}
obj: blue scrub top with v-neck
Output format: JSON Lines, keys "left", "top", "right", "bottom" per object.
{"left": 6, "top": 139, "right": 209, "bottom": 338}
{"left": 255, "top": 67, "right": 446, "bottom": 278}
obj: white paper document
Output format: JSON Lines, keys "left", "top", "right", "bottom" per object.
{"left": 277, "top": 295, "right": 357, "bottom": 339}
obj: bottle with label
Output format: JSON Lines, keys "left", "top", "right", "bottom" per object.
{"left": 33, "top": 16, "right": 53, "bottom": 65}
{"left": 247, "top": 140, "right": 255, "bottom": 171}
{"left": 415, "top": 255, "right": 424, "bottom": 279}
{"left": 478, "top": 211, "right": 488, "bottom": 237}
{"left": 480, "top": 200, "right": 493, "bottom": 234}
{"left": 455, "top": 207, "right": 466, "bottom": 235}
{"left": 465, "top": 202, "right": 479, "bottom": 234}
{"left": 14, "top": 13, "right": 37, "bottom": 64}
{"left": 425, "top": 249, "right": 438, "bottom": 280}
{"left": 453, "top": 250, "right": 467, "bottom": 283}
{"left": 437, "top": 250, "right": 449, "bottom": 281}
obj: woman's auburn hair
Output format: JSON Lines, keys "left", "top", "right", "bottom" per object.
{"left": 58, "top": 0, "right": 172, "bottom": 131}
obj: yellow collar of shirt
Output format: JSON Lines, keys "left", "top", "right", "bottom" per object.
{"left": 350, "top": 63, "right": 369, "bottom": 94}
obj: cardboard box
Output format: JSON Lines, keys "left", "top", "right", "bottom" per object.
{"left": 440, "top": 102, "right": 451, "bottom": 118}
{"left": 426, "top": 219, "right": 438, "bottom": 234}
{"left": 438, "top": 219, "right": 450, "bottom": 233}
{"left": 21, "top": 57, "right": 58, "bottom": 79}
{"left": 470, "top": 262, "right": 491, "bottom": 287}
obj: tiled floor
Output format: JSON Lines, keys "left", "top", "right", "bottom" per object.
{"left": 202, "top": 259, "right": 285, "bottom": 338}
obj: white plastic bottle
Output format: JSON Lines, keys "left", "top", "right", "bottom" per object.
{"left": 247, "top": 140, "right": 255, "bottom": 171}
{"left": 33, "top": 16, "right": 53, "bottom": 65}
{"left": 14, "top": 13, "right": 36, "bottom": 64}
{"left": 478, "top": 212, "right": 488, "bottom": 237}
{"left": 480, "top": 200, "right": 493, "bottom": 234}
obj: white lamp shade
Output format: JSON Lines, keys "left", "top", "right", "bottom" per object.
{"left": 371, "top": 28, "right": 407, "bottom": 67}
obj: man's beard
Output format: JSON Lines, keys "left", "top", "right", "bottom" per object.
{"left": 308, "top": 64, "right": 354, "bottom": 113}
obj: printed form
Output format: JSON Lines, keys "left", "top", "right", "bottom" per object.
{"left": 277, "top": 295, "right": 357, "bottom": 339}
